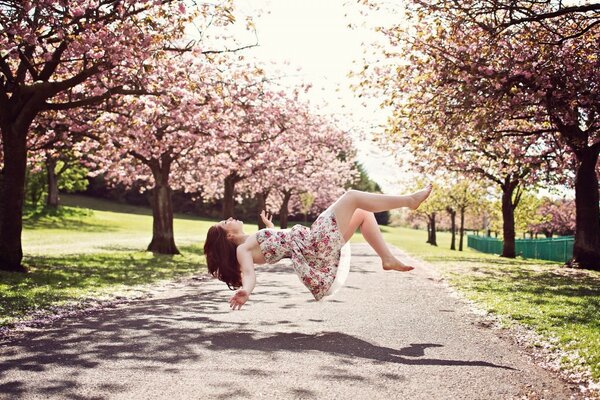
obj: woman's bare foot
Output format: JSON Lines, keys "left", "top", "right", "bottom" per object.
{"left": 382, "top": 257, "right": 414, "bottom": 272}
{"left": 408, "top": 184, "right": 433, "bottom": 210}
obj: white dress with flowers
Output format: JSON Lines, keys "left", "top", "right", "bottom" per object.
{"left": 256, "top": 208, "right": 351, "bottom": 301}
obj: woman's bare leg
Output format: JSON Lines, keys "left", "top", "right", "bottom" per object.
{"left": 343, "top": 209, "right": 414, "bottom": 271}
{"left": 331, "top": 185, "right": 432, "bottom": 238}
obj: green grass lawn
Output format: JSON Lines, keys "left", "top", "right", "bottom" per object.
{"left": 378, "top": 225, "right": 600, "bottom": 381}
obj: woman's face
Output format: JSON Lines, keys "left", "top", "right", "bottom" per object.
{"left": 218, "top": 217, "right": 244, "bottom": 235}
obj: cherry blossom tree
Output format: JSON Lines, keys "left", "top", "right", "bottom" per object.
{"left": 196, "top": 71, "right": 295, "bottom": 219}
{"left": 88, "top": 52, "right": 222, "bottom": 254}
{"left": 0, "top": 0, "right": 206, "bottom": 271}
{"left": 242, "top": 111, "right": 356, "bottom": 229}
{"left": 528, "top": 198, "right": 576, "bottom": 238}
{"left": 410, "top": 4, "right": 600, "bottom": 267}
{"left": 355, "top": 1, "right": 596, "bottom": 265}
{"left": 196, "top": 71, "right": 354, "bottom": 222}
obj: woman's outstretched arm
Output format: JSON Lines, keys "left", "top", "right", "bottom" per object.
{"left": 229, "top": 243, "right": 256, "bottom": 310}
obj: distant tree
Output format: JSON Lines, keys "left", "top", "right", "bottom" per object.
{"left": 412, "top": 185, "right": 445, "bottom": 246}
{"left": 529, "top": 198, "right": 576, "bottom": 238}
{"left": 514, "top": 193, "right": 546, "bottom": 238}
{"left": 443, "top": 181, "right": 486, "bottom": 251}
{"left": 24, "top": 159, "right": 88, "bottom": 210}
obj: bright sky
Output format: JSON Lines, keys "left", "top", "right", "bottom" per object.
{"left": 195, "top": 0, "right": 411, "bottom": 193}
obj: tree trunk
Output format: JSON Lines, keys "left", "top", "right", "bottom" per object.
{"left": 426, "top": 222, "right": 431, "bottom": 243}
{"left": 501, "top": 183, "right": 517, "bottom": 258}
{"left": 459, "top": 206, "right": 466, "bottom": 251}
{"left": 571, "top": 148, "right": 600, "bottom": 269}
{"left": 279, "top": 190, "right": 292, "bottom": 229}
{"left": 447, "top": 207, "right": 456, "bottom": 250}
{"left": 429, "top": 212, "right": 438, "bottom": 246}
{"left": 46, "top": 156, "right": 59, "bottom": 209}
{"left": 256, "top": 190, "right": 269, "bottom": 230}
{"left": 0, "top": 122, "right": 29, "bottom": 272}
{"left": 146, "top": 160, "right": 179, "bottom": 255}
{"left": 222, "top": 172, "right": 242, "bottom": 219}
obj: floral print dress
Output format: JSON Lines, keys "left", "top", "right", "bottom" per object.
{"left": 256, "top": 208, "right": 351, "bottom": 301}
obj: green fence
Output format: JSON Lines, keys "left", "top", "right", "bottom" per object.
{"left": 467, "top": 235, "right": 574, "bottom": 263}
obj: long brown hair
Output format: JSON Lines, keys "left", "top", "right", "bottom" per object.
{"left": 203, "top": 225, "right": 242, "bottom": 290}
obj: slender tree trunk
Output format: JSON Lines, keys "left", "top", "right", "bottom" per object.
{"left": 147, "top": 159, "right": 179, "bottom": 254}
{"left": 279, "top": 190, "right": 292, "bottom": 229}
{"left": 426, "top": 221, "right": 431, "bottom": 243}
{"left": 447, "top": 207, "right": 456, "bottom": 250}
{"left": 222, "top": 172, "right": 243, "bottom": 219}
{"left": 501, "top": 183, "right": 517, "bottom": 258}
{"left": 571, "top": 148, "right": 600, "bottom": 269}
{"left": 429, "top": 212, "right": 438, "bottom": 246}
{"left": 459, "top": 206, "right": 466, "bottom": 251}
{"left": 0, "top": 122, "right": 30, "bottom": 272}
{"left": 46, "top": 156, "right": 59, "bottom": 209}
{"left": 256, "top": 190, "right": 270, "bottom": 230}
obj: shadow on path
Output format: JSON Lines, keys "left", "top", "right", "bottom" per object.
{"left": 207, "top": 331, "right": 514, "bottom": 369}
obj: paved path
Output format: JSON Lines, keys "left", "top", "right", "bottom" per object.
{"left": 0, "top": 244, "right": 578, "bottom": 399}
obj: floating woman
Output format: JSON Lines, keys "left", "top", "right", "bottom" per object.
{"left": 203, "top": 186, "right": 433, "bottom": 310}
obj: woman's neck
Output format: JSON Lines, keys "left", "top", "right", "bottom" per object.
{"left": 231, "top": 233, "right": 249, "bottom": 246}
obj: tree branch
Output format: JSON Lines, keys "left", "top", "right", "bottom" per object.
{"left": 38, "top": 40, "right": 70, "bottom": 81}
{"left": 498, "top": 3, "right": 600, "bottom": 28}
{"left": 42, "top": 87, "right": 155, "bottom": 111}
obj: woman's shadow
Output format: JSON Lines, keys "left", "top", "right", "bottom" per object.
{"left": 207, "top": 331, "right": 514, "bottom": 369}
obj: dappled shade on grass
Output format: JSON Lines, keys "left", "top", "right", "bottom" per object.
{"left": 0, "top": 244, "right": 205, "bottom": 326}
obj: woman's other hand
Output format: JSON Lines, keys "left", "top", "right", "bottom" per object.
{"left": 229, "top": 289, "right": 250, "bottom": 310}
{"left": 260, "top": 210, "right": 275, "bottom": 229}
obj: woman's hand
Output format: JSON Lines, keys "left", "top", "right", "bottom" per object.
{"left": 260, "top": 210, "right": 275, "bottom": 229}
{"left": 229, "top": 289, "right": 250, "bottom": 310}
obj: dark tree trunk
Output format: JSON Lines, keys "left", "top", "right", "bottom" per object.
{"left": 146, "top": 159, "right": 179, "bottom": 255}
{"left": 222, "top": 172, "right": 243, "bottom": 219}
{"left": 256, "top": 190, "right": 270, "bottom": 230}
{"left": 571, "top": 148, "right": 600, "bottom": 269}
{"left": 0, "top": 121, "right": 30, "bottom": 272}
{"left": 447, "top": 207, "right": 456, "bottom": 250}
{"left": 426, "top": 222, "right": 431, "bottom": 243}
{"left": 459, "top": 206, "right": 466, "bottom": 251}
{"left": 429, "top": 212, "right": 438, "bottom": 246}
{"left": 500, "top": 182, "right": 517, "bottom": 258}
{"left": 279, "top": 190, "right": 292, "bottom": 229}
{"left": 46, "top": 156, "right": 59, "bottom": 209}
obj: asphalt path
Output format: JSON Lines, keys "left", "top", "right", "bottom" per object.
{"left": 0, "top": 244, "right": 578, "bottom": 399}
